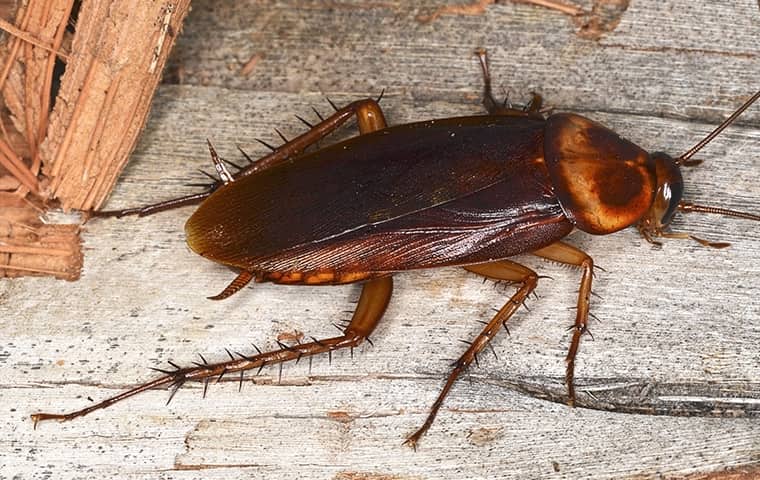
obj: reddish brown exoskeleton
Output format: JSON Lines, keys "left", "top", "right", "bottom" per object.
{"left": 32, "top": 50, "right": 760, "bottom": 448}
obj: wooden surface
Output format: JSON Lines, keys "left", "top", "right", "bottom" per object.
{"left": 3, "top": 1, "right": 760, "bottom": 478}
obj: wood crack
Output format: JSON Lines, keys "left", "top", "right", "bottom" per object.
{"left": 600, "top": 42, "right": 757, "bottom": 60}
{"left": 22, "top": 373, "right": 760, "bottom": 419}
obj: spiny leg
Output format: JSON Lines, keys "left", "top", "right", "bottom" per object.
{"left": 474, "top": 48, "right": 543, "bottom": 118}
{"left": 404, "top": 260, "right": 538, "bottom": 449}
{"left": 187, "top": 97, "right": 388, "bottom": 301}
{"left": 201, "top": 99, "right": 388, "bottom": 301}
{"left": 531, "top": 241, "right": 593, "bottom": 406}
{"left": 93, "top": 98, "right": 387, "bottom": 218}
{"left": 208, "top": 270, "right": 255, "bottom": 300}
{"left": 31, "top": 276, "right": 393, "bottom": 426}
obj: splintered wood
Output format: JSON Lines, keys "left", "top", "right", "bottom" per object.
{"left": 0, "top": 0, "right": 190, "bottom": 279}
{"left": 0, "top": 193, "right": 80, "bottom": 279}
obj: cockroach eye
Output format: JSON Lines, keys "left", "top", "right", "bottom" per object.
{"left": 661, "top": 178, "right": 684, "bottom": 225}
{"left": 651, "top": 152, "right": 684, "bottom": 226}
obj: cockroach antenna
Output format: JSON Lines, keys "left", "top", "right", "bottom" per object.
{"left": 678, "top": 91, "right": 760, "bottom": 163}
{"left": 675, "top": 91, "right": 760, "bottom": 224}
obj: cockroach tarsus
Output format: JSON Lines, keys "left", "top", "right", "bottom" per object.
{"left": 31, "top": 50, "right": 760, "bottom": 449}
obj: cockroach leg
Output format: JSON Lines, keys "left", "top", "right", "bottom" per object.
{"left": 637, "top": 225, "right": 664, "bottom": 248}
{"left": 638, "top": 201, "right": 759, "bottom": 249}
{"left": 638, "top": 221, "right": 730, "bottom": 249}
{"left": 206, "top": 139, "right": 233, "bottom": 185}
{"left": 208, "top": 100, "right": 387, "bottom": 299}
{"left": 92, "top": 98, "right": 388, "bottom": 218}
{"left": 658, "top": 231, "right": 730, "bottom": 249}
{"left": 207, "top": 270, "right": 255, "bottom": 300}
{"left": 474, "top": 48, "right": 544, "bottom": 119}
{"left": 531, "top": 241, "right": 594, "bottom": 407}
{"left": 89, "top": 191, "right": 213, "bottom": 218}
{"left": 524, "top": 92, "right": 543, "bottom": 113}
{"left": 30, "top": 276, "right": 393, "bottom": 427}
{"left": 474, "top": 47, "right": 501, "bottom": 115}
{"left": 353, "top": 98, "right": 387, "bottom": 134}
{"left": 209, "top": 97, "right": 387, "bottom": 176}
{"left": 403, "top": 260, "right": 538, "bottom": 450}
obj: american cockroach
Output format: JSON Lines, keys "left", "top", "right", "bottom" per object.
{"left": 31, "top": 50, "right": 760, "bottom": 448}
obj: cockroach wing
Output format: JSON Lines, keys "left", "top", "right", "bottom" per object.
{"left": 235, "top": 165, "right": 573, "bottom": 278}
{"left": 185, "top": 116, "right": 551, "bottom": 273}
{"left": 544, "top": 113, "right": 657, "bottom": 234}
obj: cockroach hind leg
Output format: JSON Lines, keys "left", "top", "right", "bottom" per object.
{"left": 93, "top": 139, "right": 243, "bottom": 220}
{"left": 30, "top": 277, "right": 392, "bottom": 427}
{"left": 30, "top": 369, "right": 186, "bottom": 427}
{"left": 206, "top": 139, "right": 234, "bottom": 184}
{"left": 89, "top": 190, "right": 214, "bottom": 219}
{"left": 220, "top": 156, "right": 244, "bottom": 172}
{"left": 236, "top": 144, "right": 255, "bottom": 163}
{"left": 311, "top": 105, "right": 325, "bottom": 121}
{"left": 255, "top": 137, "right": 277, "bottom": 152}
{"left": 97, "top": 96, "right": 394, "bottom": 219}
{"left": 207, "top": 270, "right": 255, "bottom": 300}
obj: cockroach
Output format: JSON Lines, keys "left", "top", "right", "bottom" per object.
{"left": 32, "top": 50, "right": 760, "bottom": 448}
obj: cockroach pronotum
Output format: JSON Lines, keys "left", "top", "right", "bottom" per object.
{"left": 32, "top": 50, "right": 760, "bottom": 448}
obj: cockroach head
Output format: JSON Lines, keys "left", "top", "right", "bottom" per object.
{"left": 638, "top": 148, "right": 759, "bottom": 248}
{"left": 637, "top": 90, "right": 760, "bottom": 247}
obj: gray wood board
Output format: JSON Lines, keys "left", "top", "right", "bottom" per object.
{"left": 2, "top": 1, "right": 760, "bottom": 479}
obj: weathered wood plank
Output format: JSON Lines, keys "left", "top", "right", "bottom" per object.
{"left": 2, "top": 1, "right": 759, "bottom": 478}
{"left": 168, "top": 0, "right": 759, "bottom": 122}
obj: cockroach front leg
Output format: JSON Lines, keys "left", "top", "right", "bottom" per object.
{"left": 93, "top": 97, "right": 387, "bottom": 218}
{"left": 531, "top": 241, "right": 594, "bottom": 406}
{"left": 31, "top": 276, "right": 392, "bottom": 427}
{"left": 404, "top": 260, "right": 538, "bottom": 449}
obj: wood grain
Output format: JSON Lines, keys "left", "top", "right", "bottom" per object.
{"left": 2, "top": 1, "right": 759, "bottom": 478}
